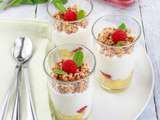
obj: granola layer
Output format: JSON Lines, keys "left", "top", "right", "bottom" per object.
{"left": 97, "top": 27, "right": 136, "bottom": 57}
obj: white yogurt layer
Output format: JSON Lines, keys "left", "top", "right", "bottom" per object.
{"left": 49, "top": 83, "right": 93, "bottom": 117}
{"left": 54, "top": 26, "right": 92, "bottom": 48}
{"left": 96, "top": 50, "right": 136, "bottom": 80}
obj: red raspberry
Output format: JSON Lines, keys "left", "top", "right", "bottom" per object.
{"left": 62, "top": 60, "right": 77, "bottom": 74}
{"left": 63, "top": 9, "right": 77, "bottom": 21}
{"left": 112, "top": 29, "right": 127, "bottom": 43}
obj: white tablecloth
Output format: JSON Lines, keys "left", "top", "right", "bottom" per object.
{"left": 0, "top": 19, "right": 53, "bottom": 120}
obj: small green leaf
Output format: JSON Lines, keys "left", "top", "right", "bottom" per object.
{"left": 118, "top": 23, "right": 127, "bottom": 30}
{"left": 52, "top": 0, "right": 66, "bottom": 13}
{"left": 53, "top": 69, "right": 66, "bottom": 75}
{"left": 53, "top": 0, "right": 67, "bottom": 4}
{"left": 77, "top": 10, "right": 86, "bottom": 20}
{"left": 117, "top": 41, "right": 123, "bottom": 47}
{"left": 61, "top": 0, "right": 67, "bottom": 4}
{"left": 30, "top": 0, "right": 36, "bottom": 4}
{"left": 73, "top": 50, "right": 84, "bottom": 67}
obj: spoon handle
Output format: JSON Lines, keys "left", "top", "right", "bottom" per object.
{"left": 23, "top": 66, "right": 38, "bottom": 120}
{"left": 0, "top": 84, "right": 12, "bottom": 120}
{"left": 11, "top": 65, "right": 21, "bottom": 120}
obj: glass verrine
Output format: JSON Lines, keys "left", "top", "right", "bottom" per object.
{"left": 43, "top": 44, "right": 96, "bottom": 120}
{"left": 47, "top": 0, "right": 93, "bottom": 48}
{"left": 92, "top": 15, "right": 141, "bottom": 92}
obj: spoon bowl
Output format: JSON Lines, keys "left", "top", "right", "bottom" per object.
{"left": 13, "top": 37, "right": 33, "bottom": 64}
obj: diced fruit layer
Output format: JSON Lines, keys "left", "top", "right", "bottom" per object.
{"left": 99, "top": 71, "right": 133, "bottom": 90}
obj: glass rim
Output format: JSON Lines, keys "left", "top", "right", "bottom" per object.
{"left": 91, "top": 14, "right": 142, "bottom": 48}
{"left": 47, "top": 0, "right": 94, "bottom": 24}
{"left": 43, "top": 43, "right": 96, "bottom": 84}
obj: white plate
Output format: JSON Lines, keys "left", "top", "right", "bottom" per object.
{"left": 0, "top": 20, "right": 154, "bottom": 120}
{"left": 91, "top": 46, "right": 154, "bottom": 120}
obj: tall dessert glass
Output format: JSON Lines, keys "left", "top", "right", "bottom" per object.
{"left": 92, "top": 15, "right": 141, "bottom": 92}
{"left": 47, "top": 0, "right": 93, "bottom": 48}
{"left": 44, "top": 44, "right": 96, "bottom": 120}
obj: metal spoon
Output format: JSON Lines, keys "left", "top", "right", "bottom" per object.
{"left": 12, "top": 37, "right": 38, "bottom": 120}
{"left": 12, "top": 37, "right": 32, "bottom": 120}
{"left": 22, "top": 37, "right": 38, "bottom": 120}
{"left": 0, "top": 37, "right": 37, "bottom": 120}
{"left": 0, "top": 58, "right": 21, "bottom": 120}
{"left": 0, "top": 37, "right": 26, "bottom": 120}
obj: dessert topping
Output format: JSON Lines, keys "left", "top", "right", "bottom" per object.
{"left": 116, "top": 41, "right": 123, "bottom": 47}
{"left": 112, "top": 29, "right": 127, "bottom": 44}
{"left": 53, "top": 69, "right": 66, "bottom": 75}
{"left": 118, "top": 23, "right": 127, "bottom": 30}
{"left": 97, "top": 23, "right": 136, "bottom": 57}
{"left": 53, "top": 4, "right": 88, "bottom": 33}
{"left": 73, "top": 50, "right": 84, "bottom": 67}
{"left": 53, "top": 0, "right": 86, "bottom": 21}
{"left": 62, "top": 59, "right": 77, "bottom": 73}
{"left": 52, "top": 0, "right": 67, "bottom": 13}
{"left": 77, "top": 10, "right": 86, "bottom": 20}
{"left": 63, "top": 9, "right": 77, "bottom": 21}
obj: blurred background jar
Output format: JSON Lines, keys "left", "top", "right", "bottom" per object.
{"left": 104, "top": 0, "right": 135, "bottom": 8}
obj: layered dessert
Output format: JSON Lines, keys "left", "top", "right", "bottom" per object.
{"left": 96, "top": 23, "right": 137, "bottom": 92}
{"left": 44, "top": 45, "right": 95, "bottom": 120}
{"left": 48, "top": 0, "right": 93, "bottom": 47}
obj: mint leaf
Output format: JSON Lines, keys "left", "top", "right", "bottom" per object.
{"left": 52, "top": 0, "right": 66, "bottom": 13}
{"left": 117, "top": 41, "right": 123, "bottom": 47}
{"left": 61, "top": 0, "right": 67, "bottom": 4}
{"left": 73, "top": 50, "right": 84, "bottom": 67}
{"left": 118, "top": 23, "right": 127, "bottom": 30}
{"left": 53, "top": 0, "right": 67, "bottom": 4}
{"left": 53, "top": 69, "right": 66, "bottom": 75}
{"left": 77, "top": 10, "right": 86, "bottom": 19}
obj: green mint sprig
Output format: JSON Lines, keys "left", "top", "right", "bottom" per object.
{"left": 73, "top": 50, "right": 84, "bottom": 67}
{"left": 52, "top": 0, "right": 67, "bottom": 13}
{"left": 118, "top": 23, "right": 127, "bottom": 30}
{"left": 61, "top": 0, "right": 67, "bottom": 4}
{"left": 77, "top": 10, "right": 86, "bottom": 20}
{"left": 53, "top": 69, "right": 66, "bottom": 75}
{"left": 117, "top": 41, "right": 123, "bottom": 47}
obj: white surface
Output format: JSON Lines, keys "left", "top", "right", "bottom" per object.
{"left": 139, "top": 0, "right": 160, "bottom": 119}
{"left": 0, "top": 19, "right": 53, "bottom": 120}
{"left": 0, "top": 5, "right": 36, "bottom": 19}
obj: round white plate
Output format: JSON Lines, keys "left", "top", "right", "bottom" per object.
{"left": 91, "top": 45, "right": 154, "bottom": 120}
